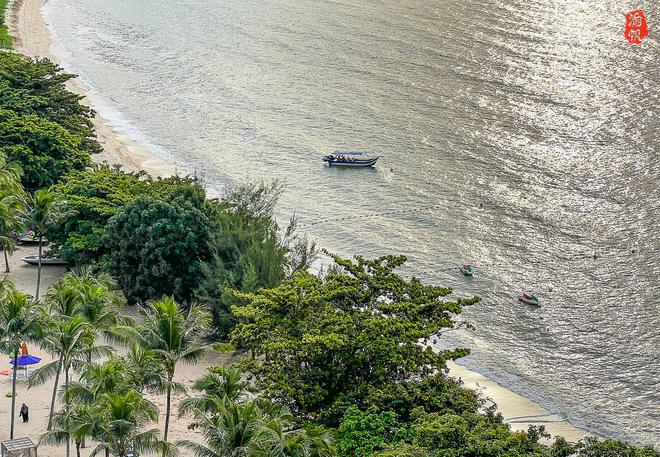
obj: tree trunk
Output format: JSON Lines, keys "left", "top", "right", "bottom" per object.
{"left": 65, "top": 367, "right": 70, "bottom": 457}
{"left": 9, "top": 349, "right": 18, "bottom": 439}
{"left": 3, "top": 248, "right": 9, "bottom": 273}
{"left": 36, "top": 236, "right": 43, "bottom": 299}
{"left": 76, "top": 443, "right": 81, "bottom": 457}
{"left": 48, "top": 356, "right": 63, "bottom": 430}
{"left": 162, "top": 374, "right": 173, "bottom": 457}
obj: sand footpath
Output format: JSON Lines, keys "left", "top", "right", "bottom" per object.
{"left": 4, "top": 0, "right": 591, "bottom": 450}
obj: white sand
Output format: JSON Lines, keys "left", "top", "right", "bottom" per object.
{"left": 0, "top": 248, "right": 232, "bottom": 455}
{"left": 3, "top": 0, "right": 591, "bottom": 452}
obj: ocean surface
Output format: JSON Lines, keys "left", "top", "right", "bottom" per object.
{"left": 44, "top": 0, "right": 658, "bottom": 444}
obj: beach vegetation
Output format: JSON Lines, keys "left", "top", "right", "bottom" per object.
{"left": 0, "top": 152, "right": 26, "bottom": 272}
{"left": 126, "top": 295, "right": 211, "bottom": 449}
{"left": 0, "top": 53, "right": 100, "bottom": 154}
{"left": 229, "top": 253, "right": 478, "bottom": 423}
{"left": 0, "top": 280, "right": 43, "bottom": 439}
{"left": 24, "top": 188, "right": 68, "bottom": 298}
{"left": 0, "top": 0, "right": 11, "bottom": 49}
{"left": 0, "top": 110, "right": 91, "bottom": 190}
{"left": 178, "top": 365, "right": 335, "bottom": 457}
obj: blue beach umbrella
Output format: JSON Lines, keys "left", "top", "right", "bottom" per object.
{"left": 10, "top": 355, "right": 42, "bottom": 366}
{"left": 9, "top": 354, "right": 41, "bottom": 378}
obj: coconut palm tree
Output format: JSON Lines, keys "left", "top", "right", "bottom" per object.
{"left": 39, "top": 406, "right": 96, "bottom": 457}
{"left": 178, "top": 366, "right": 251, "bottom": 417}
{"left": 0, "top": 153, "right": 23, "bottom": 187}
{"left": 24, "top": 189, "right": 65, "bottom": 299}
{"left": 30, "top": 315, "right": 112, "bottom": 434}
{"left": 0, "top": 282, "right": 43, "bottom": 439}
{"left": 135, "top": 296, "right": 210, "bottom": 450}
{"left": 86, "top": 390, "right": 174, "bottom": 457}
{"left": 0, "top": 188, "right": 26, "bottom": 273}
{"left": 179, "top": 398, "right": 334, "bottom": 457}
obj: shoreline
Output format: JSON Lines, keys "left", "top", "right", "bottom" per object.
{"left": 6, "top": 0, "right": 592, "bottom": 445}
{"left": 7, "top": 0, "right": 178, "bottom": 179}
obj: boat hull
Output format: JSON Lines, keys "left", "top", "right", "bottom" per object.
{"left": 21, "top": 256, "right": 68, "bottom": 266}
{"left": 324, "top": 157, "right": 379, "bottom": 167}
{"left": 519, "top": 297, "right": 540, "bottom": 306}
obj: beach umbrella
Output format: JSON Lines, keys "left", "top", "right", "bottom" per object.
{"left": 9, "top": 345, "right": 41, "bottom": 378}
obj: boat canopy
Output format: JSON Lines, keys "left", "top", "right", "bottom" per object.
{"left": 333, "top": 151, "right": 366, "bottom": 155}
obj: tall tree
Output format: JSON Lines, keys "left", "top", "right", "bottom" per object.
{"left": 229, "top": 254, "right": 480, "bottom": 424}
{"left": 90, "top": 390, "right": 172, "bottom": 457}
{"left": 134, "top": 296, "right": 210, "bottom": 451}
{"left": 24, "top": 188, "right": 65, "bottom": 299}
{"left": 0, "top": 281, "right": 43, "bottom": 439}
{"left": 30, "top": 315, "right": 112, "bottom": 435}
{"left": 0, "top": 153, "right": 25, "bottom": 272}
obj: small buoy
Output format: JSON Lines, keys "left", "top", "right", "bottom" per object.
{"left": 593, "top": 253, "right": 598, "bottom": 260}
{"left": 549, "top": 288, "right": 553, "bottom": 292}
{"left": 632, "top": 249, "right": 636, "bottom": 253}
{"left": 478, "top": 202, "right": 484, "bottom": 209}
{"left": 390, "top": 168, "right": 394, "bottom": 172}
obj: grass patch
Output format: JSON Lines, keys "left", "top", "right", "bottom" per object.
{"left": 0, "top": 0, "right": 13, "bottom": 49}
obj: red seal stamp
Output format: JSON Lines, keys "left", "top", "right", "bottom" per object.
{"left": 625, "top": 10, "right": 648, "bottom": 44}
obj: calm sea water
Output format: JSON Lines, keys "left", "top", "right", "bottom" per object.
{"left": 44, "top": 0, "right": 658, "bottom": 444}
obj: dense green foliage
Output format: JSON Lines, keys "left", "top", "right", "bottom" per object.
{"left": 196, "top": 180, "right": 315, "bottom": 338}
{"left": 47, "top": 166, "right": 150, "bottom": 264}
{"left": 1, "top": 43, "right": 657, "bottom": 456}
{"left": 101, "top": 190, "right": 213, "bottom": 303}
{"left": 0, "top": 53, "right": 100, "bottom": 189}
{"left": 230, "top": 254, "right": 479, "bottom": 423}
{"left": 0, "top": 0, "right": 11, "bottom": 49}
{"left": 178, "top": 365, "right": 335, "bottom": 457}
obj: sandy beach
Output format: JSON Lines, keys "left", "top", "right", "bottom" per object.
{"left": 3, "top": 0, "right": 592, "bottom": 451}
{"left": 0, "top": 247, "right": 233, "bottom": 456}
{"left": 6, "top": 0, "right": 178, "bottom": 178}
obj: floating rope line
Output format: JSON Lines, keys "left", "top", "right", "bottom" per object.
{"left": 297, "top": 205, "right": 451, "bottom": 228}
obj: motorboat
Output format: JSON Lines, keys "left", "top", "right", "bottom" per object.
{"left": 519, "top": 292, "right": 539, "bottom": 306}
{"left": 20, "top": 255, "right": 68, "bottom": 266}
{"left": 460, "top": 264, "right": 474, "bottom": 276}
{"left": 323, "top": 151, "right": 379, "bottom": 167}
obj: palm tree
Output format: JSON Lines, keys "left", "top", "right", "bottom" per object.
{"left": 0, "top": 189, "right": 26, "bottom": 273}
{"left": 0, "top": 282, "right": 43, "bottom": 439}
{"left": 179, "top": 399, "right": 334, "bottom": 457}
{"left": 178, "top": 398, "right": 264, "bottom": 457}
{"left": 0, "top": 153, "right": 23, "bottom": 187}
{"left": 179, "top": 366, "right": 251, "bottom": 417}
{"left": 44, "top": 279, "right": 83, "bottom": 317}
{"left": 69, "top": 268, "right": 129, "bottom": 342}
{"left": 30, "top": 315, "right": 112, "bottom": 435}
{"left": 136, "top": 296, "right": 210, "bottom": 450}
{"left": 24, "top": 189, "right": 64, "bottom": 299}
{"left": 86, "top": 390, "right": 173, "bottom": 457}
{"left": 0, "top": 153, "right": 25, "bottom": 274}
{"left": 39, "top": 406, "right": 96, "bottom": 457}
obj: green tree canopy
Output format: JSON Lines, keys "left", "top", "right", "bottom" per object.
{"left": 100, "top": 189, "right": 214, "bottom": 303}
{"left": 230, "top": 254, "right": 480, "bottom": 423}
{"left": 0, "top": 53, "right": 100, "bottom": 157}
{"left": 0, "top": 110, "right": 90, "bottom": 189}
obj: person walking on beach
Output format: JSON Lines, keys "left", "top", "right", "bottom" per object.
{"left": 19, "top": 403, "right": 28, "bottom": 423}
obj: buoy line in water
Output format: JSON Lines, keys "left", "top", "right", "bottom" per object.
{"left": 296, "top": 204, "right": 447, "bottom": 227}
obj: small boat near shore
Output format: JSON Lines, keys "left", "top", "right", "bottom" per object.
{"left": 21, "top": 255, "right": 68, "bottom": 266}
{"left": 16, "top": 231, "right": 49, "bottom": 246}
{"left": 519, "top": 292, "right": 539, "bottom": 306}
{"left": 323, "top": 151, "right": 379, "bottom": 167}
{"left": 460, "top": 264, "right": 474, "bottom": 276}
